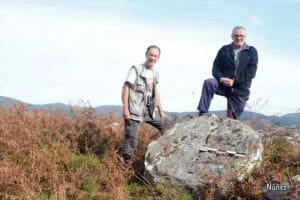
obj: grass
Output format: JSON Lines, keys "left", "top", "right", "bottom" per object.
{"left": 127, "top": 182, "right": 193, "bottom": 200}
{"left": 68, "top": 153, "right": 100, "bottom": 173}
{"left": 0, "top": 105, "right": 299, "bottom": 199}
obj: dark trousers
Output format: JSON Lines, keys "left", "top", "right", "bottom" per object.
{"left": 122, "top": 111, "right": 171, "bottom": 160}
{"left": 197, "top": 78, "right": 249, "bottom": 119}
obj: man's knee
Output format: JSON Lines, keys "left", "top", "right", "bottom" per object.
{"left": 124, "top": 119, "right": 139, "bottom": 137}
{"left": 203, "top": 78, "right": 217, "bottom": 86}
{"left": 122, "top": 121, "right": 139, "bottom": 160}
{"left": 203, "top": 78, "right": 219, "bottom": 92}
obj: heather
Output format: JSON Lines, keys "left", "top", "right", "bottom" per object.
{"left": 0, "top": 105, "right": 299, "bottom": 199}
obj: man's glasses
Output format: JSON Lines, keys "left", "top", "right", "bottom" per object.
{"left": 234, "top": 34, "right": 245, "bottom": 38}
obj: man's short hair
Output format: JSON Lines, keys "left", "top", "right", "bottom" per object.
{"left": 145, "top": 45, "right": 161, "bottom": 55}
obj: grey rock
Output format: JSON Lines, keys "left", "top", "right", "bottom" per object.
{"left": 291, "top": 175, "right": 300, "bottom": 185}
{"left": 144, "top": 115, "right": 264, "bottom": 193}
{"left": 291, "top": 175, "right": 300, "bottom": 198}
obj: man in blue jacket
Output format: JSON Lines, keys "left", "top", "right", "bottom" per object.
{"left": 197, "top": 26, "right": 258, "bottom": 119}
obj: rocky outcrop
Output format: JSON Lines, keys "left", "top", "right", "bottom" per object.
{"left": 144, "top": 115, "right": 264, "bottom": 194}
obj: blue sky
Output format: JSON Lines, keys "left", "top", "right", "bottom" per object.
{"left": 0, "top": 0, "right": 299, "bottom": 115}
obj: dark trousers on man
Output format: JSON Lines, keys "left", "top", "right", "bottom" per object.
{"left": 122, "top": 111, "right": 171, "bottom": 160}
{"left": 197, "top": 78, "right": 249, "bottom": 120}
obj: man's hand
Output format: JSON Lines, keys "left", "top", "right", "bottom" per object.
{"left": 220, "top": 77, "right": 234, "bottom": 87}
{"left": 123, "top": 107, "right": 131, "bottom": 120}
{"left": 159, "top": 111, "right": 166, "bottom": 121}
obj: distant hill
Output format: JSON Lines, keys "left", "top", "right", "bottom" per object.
{"left": 0, "top": 96, "right": 30, "bottom": 107}
{"left": 95, "top": 105, "right": 123, "bottom": 115}
{"left": 1, "top": 95, "right": 299, "bottom": 127}
{"left": 268, "top": 113, "right": 300, "bottom": 127}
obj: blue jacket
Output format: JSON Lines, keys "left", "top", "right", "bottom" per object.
{"left": 212, "top": 43, "right": 258, "bottom": 96}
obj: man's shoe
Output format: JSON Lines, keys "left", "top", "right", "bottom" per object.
{"left": 198, "top": 111, "right": 209, "bottom": 117}
{"left": 119, "top": 156, "right": 133, "bottom": 167}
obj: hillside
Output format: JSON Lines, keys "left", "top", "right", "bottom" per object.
{"left": 1, "top": 95, "right": 300, "bottom": 127}
{"left": 0, "top": 102, "right": 299, "bottom": 199}
{"left": 0, "top": 96, "right": 30, "bottom": 107}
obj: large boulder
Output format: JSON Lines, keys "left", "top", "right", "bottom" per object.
{"left": 144, "top": 115, "right": 264, "bottom": 194}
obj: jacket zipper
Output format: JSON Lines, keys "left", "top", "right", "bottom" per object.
{"left": 232, "top": 50, "right": 240, "bottom": 93}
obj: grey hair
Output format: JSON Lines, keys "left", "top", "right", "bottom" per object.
{"left": 231, "top": 26, "right": 247, "bottom": 36}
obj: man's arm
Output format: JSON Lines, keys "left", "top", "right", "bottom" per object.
{"left": 213, "top": 47, "right": 235, "bottom": 87}
{"left": 121, "top": 82, "right": 131, "bottom": 119}
{"left": 122, "top": 66, "right": 138, "bottom": 120}
{"left": 155, "top": 90, "right": 165, "bottom": 121}
{"left": 212, "top": 47, "right": 225, "bottom": 82}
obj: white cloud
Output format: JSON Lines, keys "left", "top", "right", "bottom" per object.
{"left": 0, "top": 3, "right": 226, "bottom": 105}
{"left": 0, "top": 2, "right": 299, "bottom": 115}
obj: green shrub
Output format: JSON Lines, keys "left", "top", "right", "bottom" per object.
{"left": 68, "top": 153, "right": 100, "bottom": 173}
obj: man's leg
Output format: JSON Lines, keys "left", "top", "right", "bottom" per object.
{"left": 197, "top": 78, "right": 226, "bottom": 115}
{"left": 144, "top": 112, "right": 172, "bottom": 135}
{"left": 122, "top": 119, "right": 140, "bottom": 160}
{"left": 227, "top": 96, "right": 249, "bottom": 119}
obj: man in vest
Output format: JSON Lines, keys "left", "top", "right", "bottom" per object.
{"left": 121, "top": 45, "right": 168, "bottom": 162}
{"left": 197, "top": 26, "right": 258, "bottom": 119}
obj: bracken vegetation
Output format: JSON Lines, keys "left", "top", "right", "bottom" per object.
{"left": 0, "top": 105, "right": 299, "bottom": 199}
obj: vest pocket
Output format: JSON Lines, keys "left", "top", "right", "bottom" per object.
{"left": 135, "top": 83, "right": 145, "bottom": 93}
{"left": 129, "top": 91, "right": 144, "bottom": 116}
